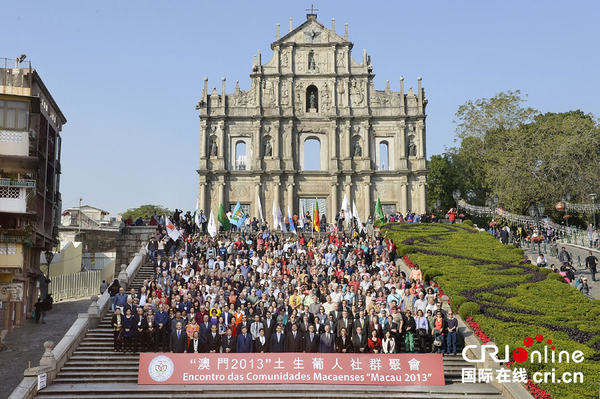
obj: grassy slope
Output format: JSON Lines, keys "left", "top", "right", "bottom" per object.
{"left": 382, "top": 223, "right": 600, "bottom": 399}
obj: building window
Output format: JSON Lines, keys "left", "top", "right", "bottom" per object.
{"left": 379, "top": 141, "right": 389, "bottom": 170}
{"left": 303, "top": 138, "right": 321, "bottom": 170}
{"left": 0, "top": 100, "right": 29, "bottom": 131}
{"left": 235, "top": 141, "right": 247, "bottom": 170}
{"left": 306, "top": 85, "right": 318, "bottom": 111}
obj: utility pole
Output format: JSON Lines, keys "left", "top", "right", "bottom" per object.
{"left": 78, "top": 197, "right": 82, "bottom": 233}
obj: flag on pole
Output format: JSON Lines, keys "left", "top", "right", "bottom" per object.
{"left": 165, "top": 216, "right": 181, "bottom": 241}
{"left": 341, "top": 193, "right": 351, "bottom": 227}
{"left": 272, "top": 199, "right": 279, "bottom": 230}
{"left": 278, "top": 204, "right": 287, "bottom": 233}
{"left": 217, "top": 203, "right": 231, "bottom": 230}
{"left": 375, "top": 197, "right": 385, "bottom": 224}
{"left": 352, "top": 200, "right": 363, "bottom": 232}
{"left": 288, "top": 205, "right": 296, "bottom": 234}
{"left": 299, "top": 201, "right": 305, "bottom": 229}
{"left": 313, "top": 199, "right": 320, "bottom": 232}
{"left": 208, "top": 210, "right": 217, "bottom": 237}
{"left": 257, "top": 193, "right": 265, "bottom": 223}
{"left": 230, "top": 201, "right": 246, "bottom": 228}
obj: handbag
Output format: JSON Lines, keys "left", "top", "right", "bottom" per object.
{"left": 418, "top": 328, "right": 427, "bottom": 337}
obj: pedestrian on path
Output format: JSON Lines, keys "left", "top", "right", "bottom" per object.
{"left": 586, "top": 251, "right": 598, "bottom": 281}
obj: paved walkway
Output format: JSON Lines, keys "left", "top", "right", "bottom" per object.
{"left": 523, "top": 243, "right": 599, "bottom": 299}
{"left": 0, "top": 298, "right": 90, "bottom": 399}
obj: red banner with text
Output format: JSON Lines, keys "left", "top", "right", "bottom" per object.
{"left": 138, "top": 353, "right": 445, "bottom": 385}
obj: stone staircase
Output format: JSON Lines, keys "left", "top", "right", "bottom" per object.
{"left": 35, "top": 261, "right": 505, "bottom": 398}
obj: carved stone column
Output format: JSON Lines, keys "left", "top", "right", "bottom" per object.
{"left": 363, "top": 181, "right": 371, "bottom": 219}
{"left": 330, "top": 182, "right": 338, "bottom": 222}
{"left": 218, "top": 181, "right": 225, "bottom": 208}
{"left": 198, "top": 182, "right": 207, "bottom": 213}
{"left": 273, "top": 182, "right": 281, "bottom": 227}
{"left": 400, "top": 179, "right": 409, "bottom": 214}
{"left": 254, "top": 181, "right": 262, "bottom": 222}
{"left": 286, "top": 182, "right": 295, "bottom": 215}
{"left": 398, "top": 120, "right": 406, "bottom": 165}
{"left": 417, "top": 120, "right": 425, "bottom": 159}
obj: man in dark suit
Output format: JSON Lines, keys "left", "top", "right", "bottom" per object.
{"left": 236, "top": 326, "right": 254, "bottom": 353}
{"left": 198, "top": 315, "right": 211, "bottom": 347}
{"left": 303, "top": 324, "right": 319, "bottom": 353}
{"left": 284, "top": 315, "right": 298, "bottom": 335}
{"left": 354, "top": 310, "right": 368, "bottom": 335}
{"left": 170, "top": 321, "right": 187, "bottom": 353}
{"left": 319, "top": 324, "right": 336, "bottom": 353}
{"left": 133, "top": 307, "right": 147, "bottom": 352}
{"left": 221, "top": 328, "right": 236, "bottom": 353}
{"left": 221, "top": 305, "right": 234, "bottom": 327}
{"left": 270, "top": 324, "right": 285, "bottom": 353}
{"left": 206, "top": 324, "right": 221, "bottom": 353}
{"left": 262, "top": 312, "right": 275, "bottom": 338}
{"left": 336, "top": 327, "right": 353, "bottom": 353}
{"left": 285, "top": 323, "right": 303, "bottom": 352}
{"left": 352, "top": 326, "right": 368, "bottom": 354}
{"left": 298, "top": 314, "right": 312, "bottom": 335}
{"left": 329, "top": 303, "right": 342, "bottom": 321}
{"left": 237, "top": 315, "right": 252, "bottom": 336}
{"left": 336, "top": 311, "right": 354, "bottom": 337}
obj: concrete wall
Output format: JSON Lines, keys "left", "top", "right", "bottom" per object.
{"left": 115, "top": 226, "right": 156, "bottom": 275}
{"left": 43, "top": 242, "right": 82, "bottom": 276}
{"left": 59, "top": 227, "right": 117, "bottom": 254}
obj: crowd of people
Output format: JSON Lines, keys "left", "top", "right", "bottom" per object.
{"left": 107, "top": 209, "right": 459, "bottom": 356}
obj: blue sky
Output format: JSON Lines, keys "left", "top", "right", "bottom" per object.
{"left": 3, "top": 1, "right": 599, "bottom": 214}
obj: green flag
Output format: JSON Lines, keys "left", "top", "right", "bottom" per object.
{"left": 375, "top": 197, "right": 385, "bottom": 223}
{"left": 217, "top": 203, "right": 230, "bottom": 230}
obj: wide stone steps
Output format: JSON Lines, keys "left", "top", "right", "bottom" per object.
{"left": 34, "top": 260, "right": 505, "bottom": 398}
{"left": 36, "top": 383, "right": 503, "bottom": 398}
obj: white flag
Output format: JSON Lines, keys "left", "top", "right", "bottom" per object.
{"left": 288, "top": 205, "right": 296, "bottom": 234}
{"left": 299, "top": 201, "right": 305, "bottom": 229}
{"left": 194, "top": 204, "right": 200, "bottom": 228}
{"left": 208, "top": 210, "right": 217, "bottom": 237}
{"left": 341, "top": 193, "right": 351, "bottom": 226}
{"left": 257, "top": 193, "right": 265, "bottom": 223}
{"left": 278, "top": 204, "right": 287, "bottom": 233}
{"left": 352, "top": 200, "right": 363, "bottom": 232}
{"left": 165, "top": 216, "right": 181, "bottom": 241}
{"left": 272, "top": 199, "right": 279, "bottom": 230}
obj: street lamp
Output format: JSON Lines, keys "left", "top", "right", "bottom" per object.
{"left": 452, "top": 190, "right": 461, "bottom": 213}
{"left": 589, "top": 193, "right": 597, "bottom": 230}
{"left": 528, "top": 203, "right": 545, "bottom": 255}
{"left": 44, "top": 250, "right": 54, "bottom": 298}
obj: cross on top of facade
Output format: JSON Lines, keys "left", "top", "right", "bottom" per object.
{"left": 305, "top": 4, "right": 319, "bottom": 14}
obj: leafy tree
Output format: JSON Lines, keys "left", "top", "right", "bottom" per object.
{"left": 440, "top": 90, "right": 600, "bottom": 224}
{"left": 427, "top": 154, "right": 459, "bottom": 213}
{"left": 121, "top": 204, "right": 173, "bottom": 220}
{"left": 454, "top": 89, "right": 538, "bottom": 141}
{"left": 484, "top": 110, "right": 600, "bottom": 216}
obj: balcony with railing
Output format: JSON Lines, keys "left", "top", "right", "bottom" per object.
{"left": 0, "top": 177, "right": 37, "bottom": 214}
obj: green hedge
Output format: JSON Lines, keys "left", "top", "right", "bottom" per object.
{"left": 462, "top": 219, "right": 474, "bottom": 227}
{"left": 382, "top": 223, "right": 600, "bottom": 399}
{"left": 459, "top": 302, "right": 481, "bottom": 316}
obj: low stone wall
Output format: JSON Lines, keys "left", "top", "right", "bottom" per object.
{"left": 8, "top": 245, "right": 148, "bottom": 399}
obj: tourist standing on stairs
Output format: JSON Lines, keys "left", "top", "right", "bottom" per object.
{"left": 122, "top": 308, "right": 135, "bottom": 352}
{"left": 112, "top": 307, "right": 123, "bottom": 351}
